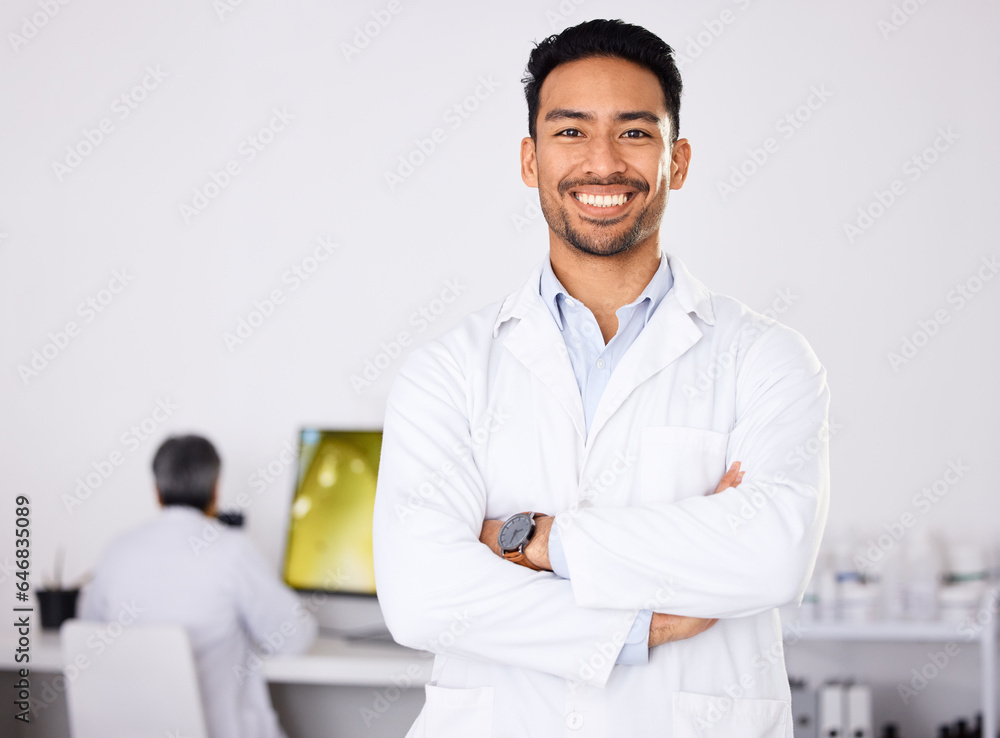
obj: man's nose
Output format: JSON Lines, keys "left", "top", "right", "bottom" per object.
{"left": 581, "top": 135, "right": 627, "bottom": 178}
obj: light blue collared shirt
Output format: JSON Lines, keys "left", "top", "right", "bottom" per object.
{"left": 540, "top": 252, "right": 674, "bottom": 665}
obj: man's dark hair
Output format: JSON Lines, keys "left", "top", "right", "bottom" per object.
{"left": 522, "top": 19, "right": 683, "bottom": 144}
{"left": 152, "top": 435, "right": 220, "bottom": 512}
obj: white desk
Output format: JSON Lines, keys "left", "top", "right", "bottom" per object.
{"left": 1, "top": 629, "right": 433, "bottom": 738}
{"left": 0, "top": 628, "right": 433, "bottom": 683}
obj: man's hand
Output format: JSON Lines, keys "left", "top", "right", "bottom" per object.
{"left": 648, "top": 612, "right": 719, "bottom": 647}
{"left": 649, "top": 461, "right": 745, "bottom": 647}
{"left": 477, "top": 460, "right": 746, "bottom": 626}
{"left": 479, "top": 515, "right": 553, "bottom": 570}
{"left": 479, "top": 519, "right": 504, "bottom": 557}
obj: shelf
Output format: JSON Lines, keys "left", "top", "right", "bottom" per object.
{"left": 782, "top": 619, "right": 992, "bottom": 643}
{"left": 781, "top": 614, "right": 997, "bottom": 738}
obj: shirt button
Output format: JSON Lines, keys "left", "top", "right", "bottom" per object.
{"left": 565, "top": 297, "right": 575, "bottom": 307}
{"left": 566, "top": 712, "right": 584, "bottom": 730}
{"left": 596, "top": 358, "right": 606, "bottom": 370}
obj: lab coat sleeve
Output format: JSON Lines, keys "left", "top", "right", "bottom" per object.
{"left": 77, "top": 572, "right": 107, "bottom": 621}
{"left": 231, "top": 535, "right": 317, "bottom": 656}
{"left": 559, "top": 322, "right": 830, "bottom": 619}
{"left": 373, "top": 341, "right": 641, "bottom": 688}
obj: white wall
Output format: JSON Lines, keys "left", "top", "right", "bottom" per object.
{"left": 1, "top": 0, "right": 997, "bottom": 730}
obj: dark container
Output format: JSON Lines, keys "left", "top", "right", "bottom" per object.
{"left": 37, "top": 589, "right": 79, "bottom": 629}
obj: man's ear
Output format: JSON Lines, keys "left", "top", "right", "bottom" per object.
{"left": 155, "top": 486, "right": 165, "bottom": 507}
{"left": 520, "top": 136, "right": 538, "bottom": 188}
{"left": 206, "top": 481, "right": 219, "bottom": 516}
{"left": 669, "top": 138, "right": 692, "bottom": 190}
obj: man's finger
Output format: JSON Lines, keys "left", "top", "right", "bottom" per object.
{"left": 713, "top": 461, "right": 743, "bottom": 494}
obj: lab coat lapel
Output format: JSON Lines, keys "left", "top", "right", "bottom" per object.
{"left": 495, "top": 262, "right": 587, "bottom": 442}
{"left": 586, "top": 254, "right": 716, "bottom": 445}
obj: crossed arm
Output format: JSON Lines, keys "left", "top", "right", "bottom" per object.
{"left": 373, "top": 325, "right": 829, "bottom": 685}
{"left": 478, "top": 463, "right": 745, "bottom": 649}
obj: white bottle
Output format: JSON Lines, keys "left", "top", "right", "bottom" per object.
{"left": 939, "top": 541, "right": 988, "bottom": 623}
{"left": 905, "top": 531, "right": 942, "bottom": 621}
{"left": 834, "top": 538, "right": 876, "bottom": 623}
{"left": 877, "top": 545, "right": 907, "bottom": 621}
{"left": 815, "top": 550, "right": 838, "bottom": 622}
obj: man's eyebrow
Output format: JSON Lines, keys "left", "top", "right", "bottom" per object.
{"left": 615, "top": 110, "right": 662, "bottom": 126}
{"left": 543, "top": 109, "right": 663, "bottom": 126}
{"left": 544, "top": 108, "right": 595, "bottom": 123}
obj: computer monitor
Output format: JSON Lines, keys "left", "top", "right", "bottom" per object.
{"left": 282, "top": 428, "right": 382, "bottom": 596}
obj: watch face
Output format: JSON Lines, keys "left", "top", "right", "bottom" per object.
{"left": 498, "top": 514, "right": 533, "bottom": 551}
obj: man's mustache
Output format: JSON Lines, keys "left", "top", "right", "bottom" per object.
{"left": 558, "top": 176, "right": 649, "bottom": 196}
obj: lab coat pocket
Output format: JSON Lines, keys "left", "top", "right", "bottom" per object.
{"left": 673, "top": 691, "right": 790, "bottom": 738}
{"left": 420, "top": 683, "right": 494, "bottom": 738}
{"left": 639, "top": 426, "right": 729, "bottom": 503}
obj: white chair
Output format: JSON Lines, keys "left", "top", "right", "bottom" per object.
{"left": 61, "top": 619, "right": 208, "bottom": 738}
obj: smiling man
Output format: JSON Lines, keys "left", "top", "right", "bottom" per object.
{"left": 373, "top": 19, "right": 829, "bottom": 737}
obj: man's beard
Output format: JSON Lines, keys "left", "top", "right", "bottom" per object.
{"left": 538, "top": 176, "right": 667, "bottom": 257}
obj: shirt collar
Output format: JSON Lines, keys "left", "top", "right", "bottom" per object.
{"left": 493, "top": 251, "right": 715, "bottom": 338}
{"left": 538, "top": 251, "right": 674, "bottom": 331}
{"left": 161, "top": 505, "right": 212, "bottom": 520}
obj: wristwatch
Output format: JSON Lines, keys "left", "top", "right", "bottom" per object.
{"left": 497, "top": 511, "right": 542, "bottom": 570}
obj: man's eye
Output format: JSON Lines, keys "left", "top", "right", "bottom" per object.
{"left": 622, "top": 130, "right": 649, "bottom": 139}
{"left": 557, "top": 129, "right": 582, "bottom": 137}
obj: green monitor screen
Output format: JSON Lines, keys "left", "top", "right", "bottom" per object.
{"left": 282, "top": 428, "right": 381, "bottom": 596}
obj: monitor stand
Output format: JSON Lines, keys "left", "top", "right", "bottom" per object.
{"left": 298, "top": 592, "right": 394, "bottom": 643}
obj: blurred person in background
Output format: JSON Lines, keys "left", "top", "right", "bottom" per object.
{"left": 79, "top": 434, "right": 316, "bottom": 738}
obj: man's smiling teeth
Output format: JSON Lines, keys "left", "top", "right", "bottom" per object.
{"left": 575, "top": 193, "right": 629, "bottom": 207}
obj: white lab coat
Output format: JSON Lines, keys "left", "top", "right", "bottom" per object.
{"left": 79, "top": 506, "right": 317, "bottom": 738}
{"left": 373, "top": 252, "right": 829, "bottom": 738}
